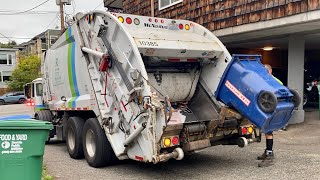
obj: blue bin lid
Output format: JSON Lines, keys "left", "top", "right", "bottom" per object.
{"left": 0, "top": 115, "right": 32, "bottom": 121}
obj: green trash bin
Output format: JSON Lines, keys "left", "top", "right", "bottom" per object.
{"left": 0, "top": 120, "right": 53, "bottom": 180}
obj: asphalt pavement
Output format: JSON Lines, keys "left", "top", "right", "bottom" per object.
{"left": 1, "top": 104, "right": 320, "bottom": 180}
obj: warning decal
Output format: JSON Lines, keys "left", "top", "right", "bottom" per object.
{"left": 225, "top": 80, "right": 251, "bottom": 106}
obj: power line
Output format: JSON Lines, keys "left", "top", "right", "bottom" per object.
{"left": 0, "top": 0, "right": 50, "bottom": 15}
{"left": 0, "top": 32, "right": 15, "bottom": 42}
{"left": 93, "top": 0, "right": 108, "bottom": 10}
{"left": 0, "top": 10, "right": 57, "bottom": 13}
{"left": 0, "top": 37, "right": 33, "bottom": 40}
{"left": 43, "top": 13, "right": 59, "bottom": 32}
{"left": 0, "top": 12, "right": 58, "bottom": 16}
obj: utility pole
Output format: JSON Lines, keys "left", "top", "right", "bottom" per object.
{"left": 56, "top": 0, "right": 71, "bottom": 34}
{"left": 59, "top": 0, "right": 65, "bottom": 34}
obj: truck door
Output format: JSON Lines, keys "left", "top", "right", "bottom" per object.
{"left": 34, "top": 82, "right": 45, "bottom": 110}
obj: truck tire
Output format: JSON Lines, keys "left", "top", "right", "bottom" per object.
{"left": 66, "top": 117, "right": 85, "bottom": 159}
{"left": 83, "top": 118, "right": 117, "bottom": 167}
{"left": 35, "top": 110, "right": 54, "bottom": 142}
{"left": 258, "top": 91, "right": 277, "bottom": 113}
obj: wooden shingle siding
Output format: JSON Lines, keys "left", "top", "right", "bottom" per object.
{"left": 122, "top": 0, "right": 320, "bottom": 31}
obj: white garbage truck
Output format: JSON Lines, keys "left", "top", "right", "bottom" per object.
{"left": 24, "top": 10, "right": 295, "bottom": 168}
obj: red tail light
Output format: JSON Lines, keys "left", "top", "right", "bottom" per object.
{"left": 171, "top": 136, "right": 179, "bottom": 145}
{"left": 126, "top": 17, "right": 132, "bottom": 24}
{"left": 241, "top": 127, "right": 247, "bottom": 134}
{"left": 179, "top": 24, "right": 184, "bottom": 30}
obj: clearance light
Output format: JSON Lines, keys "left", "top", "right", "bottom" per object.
{"left": 126, "top": 17, "right": 132, "bottom": 24}
{"left": 118, "top": 16, "right": 124, "bottom": 23}
{"left": 185, "top": 24, "right": 190, "bottom": 30}
{"left": 134, "top": 18, "right": 140, "bottom": 25}
{"left": 171, "top": 136, "right": 179, "bottom": 145}
{"left": 179, "top": 24, "right": 184, "bottom": 30}
{"left": 149, "top": 18, "right": 152, "bottom": 22}
{"left": 241, "top": 127, "right": 247, "bottom": 134}
{"left": 263, "top": 46, "right": 273, "bottom": 51}
{"left": 164, "top": 138, "right": 171, "bottom": 147}
{"left": 155, "top": 19, "right": 158, "bottom": 23}
{"left": 247, "top": 126, "right": 254, "bottom": 134}
{"left": 161, "top": 19, "right": 164, "bottom": 23}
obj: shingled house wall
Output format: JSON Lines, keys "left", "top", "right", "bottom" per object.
{"left": 122, "top": 0, "right": 320, "bottom": 31}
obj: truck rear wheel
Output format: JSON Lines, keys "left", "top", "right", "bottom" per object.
{"left": 83, "top": 118, "right": 117, "bottom": 167}
{"left": 66, "top": 117, "right": 85, "bottom": 159}
{"left": 35, "top": 110, "right": 54, "bottom": 142}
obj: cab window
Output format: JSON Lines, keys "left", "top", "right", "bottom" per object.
{"left": 36, "top": 83, "right": 43, "bottom": 96}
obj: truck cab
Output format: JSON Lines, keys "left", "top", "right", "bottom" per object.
{"left": 24, "top": 78, "right": 45, "bottom": 111}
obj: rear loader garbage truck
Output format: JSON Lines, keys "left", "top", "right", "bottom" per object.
{"left": 25, "top": 11, "right": 299, "bottom": 167}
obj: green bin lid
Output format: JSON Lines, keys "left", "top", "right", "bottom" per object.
{"left": 0, "top": 120, "right": 53, "bottom": 130}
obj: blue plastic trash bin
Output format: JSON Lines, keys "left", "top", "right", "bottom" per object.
{"left": 215, "top": 54, "right": 295, "bottom": 133}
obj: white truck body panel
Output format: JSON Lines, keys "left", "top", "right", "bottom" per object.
{"left": 38, "top": 11, "right": 257, "bottom": 164}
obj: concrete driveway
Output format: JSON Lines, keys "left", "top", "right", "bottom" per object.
{"left": 43, "top": 109, "right": 320, "bottom": 180}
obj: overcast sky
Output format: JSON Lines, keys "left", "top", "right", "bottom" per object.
{"left": 0, "top": 0, "right": 106, "bottom": 44}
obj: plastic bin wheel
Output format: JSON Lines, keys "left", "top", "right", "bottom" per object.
{"left": 289, "top": 89, "right": 301, "bottom": 108}
{"left": 258, "top": 91, "right": 277, "bottom": 113}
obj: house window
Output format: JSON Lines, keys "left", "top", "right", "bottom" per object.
{"left": 159, "top": 0, "right": 183, "bottom": 10}
{"left": 8, "top": 54, "right": 12, "bottom": 65}
{"left": 0, "top": 54, "right": 13, "bottom": 65}
{"left": 2, "top": 75, "right": 10, "bottom": 81}
{"left": 50, "top": 36, "right": 58, "bottom": 45}
{"left": 0, "top": 54, "right": 7, "bottom": 65}
{"left": 2, "top": 71, "right": 11, "bottom": 81}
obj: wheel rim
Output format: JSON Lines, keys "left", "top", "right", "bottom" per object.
{"left": 260, "top": 94, "right": 275, "bottom": 109}
{"left": 258, "top": 91, "right": 277, "bottom": 113}
{"left": 86, "top": 129, "right": 96, "bottom": 158}
{"left": 19, "top": 99, "right": 25, "bottom": 104}
{"left": 68, "top": 127, "right": 76, "bottom": 151}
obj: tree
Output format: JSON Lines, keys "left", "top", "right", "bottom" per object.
{"left": 0, "top": 41, "right": 17, "bottom": 48}
{"left": 7, "top": 55, "right": 41, "bottom": 90}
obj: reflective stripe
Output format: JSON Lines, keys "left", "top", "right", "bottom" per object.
{"left": 66, "top": 28, "right": 80, "bottom": 108}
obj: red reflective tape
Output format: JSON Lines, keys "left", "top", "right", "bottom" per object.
{"left": 225, "top": 80, "right": 251, "bottom": 106}
{"left": 57, "top": 108, "right": 60, "bottom": 110}
{"left": 65, "top": 108, "right": 69, "bottom": 110}
{"left": 77, "top": 108, "right": 81, "bottom": 110}
{"left": 121, "top": 101, "right": 127, "bottom": 112}
{"left": 71, "top": 108, "right": 75, "bottom": 110}
{"left": 187, "top": 59, "right": 198, "bottom": 62}
{"left": 135, "top": 156, "right": 144, "bottom": 161}
{"left": 168, "top": 58, "right": 180, "bottom": 62}
{"left": 83, "top": 107, "right": 88, "bottom": 110}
